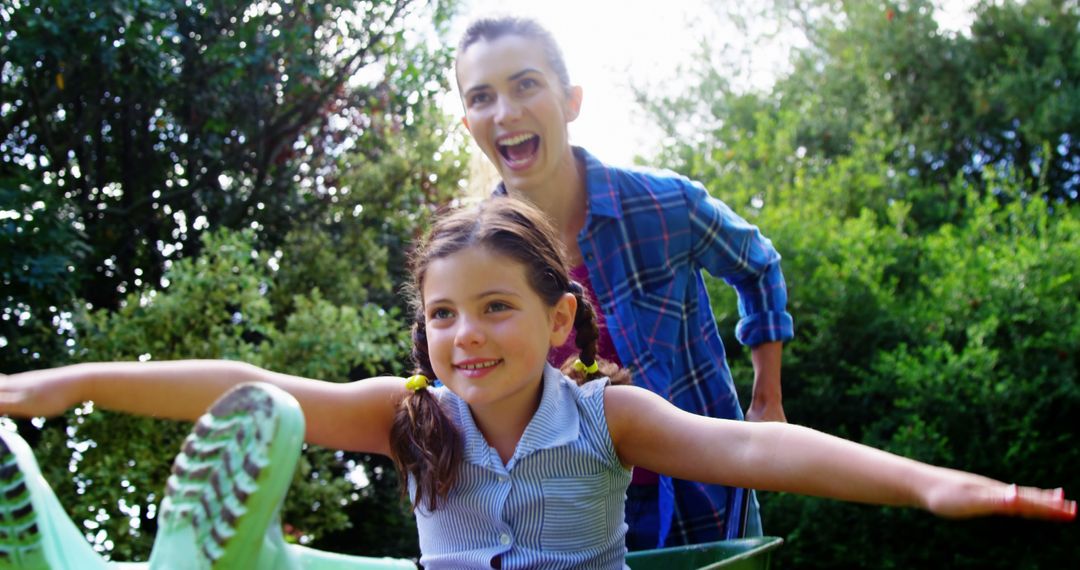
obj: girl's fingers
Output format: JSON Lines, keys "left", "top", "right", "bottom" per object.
{"left": 1007, "top": 485, "right": 1077, "bottom": 521}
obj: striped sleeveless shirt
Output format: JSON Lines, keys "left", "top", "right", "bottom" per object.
{"left": 413, "top": 364, "right": 632, "bottom": 569}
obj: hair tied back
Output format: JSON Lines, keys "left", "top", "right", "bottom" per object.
{"left": 406, "top": 374, "right": 430, "bottom": 392}
{"left": 572, "top": 358, "right": 599, "bottom": 374}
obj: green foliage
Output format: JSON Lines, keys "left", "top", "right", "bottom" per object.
{"left": 750, "top": 185, "right": 1080, "bottom": 569}
{"left": 3, "top": 0, "right": 466, "bottom": 560}
{"left": 77, "top": 229, "right": 274, "bottom": 364}
{"left": 967, "top": 0, "right": 1080, "bottom": 195}
{"left": 706, "top": 170, "right": 1080, "bottom": 568}
{"left": 34, "top": 227, "right": 417, "bottom": 559}
{"left": 645, "top": 1, "right": 1080, "bottom": 567}
{"left": 312, "top": 454, "right": 418, "bottom": 558}
{"left": 0, "top": 171, "right": 88, "bottom": 372}
{"left": 270, "top": 109, "right": 467, "bottom": 314}
{"left": 650, "top": 0, "right": 1080, "bottom": 224}
{"left": 0, "top": 0, "right": 457, "bottom": 365}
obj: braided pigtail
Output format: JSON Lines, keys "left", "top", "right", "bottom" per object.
{"left": 388, "top": 309, "right": 463, "bottom": 512}
{"left": 561, "top": 282, "right": 630, "bottom": 386}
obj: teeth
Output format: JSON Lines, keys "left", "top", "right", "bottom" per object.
{"left": 498, "top": 133, "right": 535, "bottom": 147}
{"left": 459, "top": 360, "right": 499, "bottom": 370}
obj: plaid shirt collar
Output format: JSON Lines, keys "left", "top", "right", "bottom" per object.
{"left": 492, "top": 146, "right": 623, "bottom": 220}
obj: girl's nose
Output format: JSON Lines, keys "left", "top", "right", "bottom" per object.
{"left": 454, "top": 315, "right": 485, "bottom": 347}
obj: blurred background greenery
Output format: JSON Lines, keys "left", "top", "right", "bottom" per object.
{"left": 2, "top": 0, "right": 1077, "bottom": 567}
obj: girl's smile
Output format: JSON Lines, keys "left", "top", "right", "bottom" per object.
{"left": 453, "top": 357, "right": 503, "bottom": 378}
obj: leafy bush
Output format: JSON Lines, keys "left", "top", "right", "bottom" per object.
{"left": 710, "top": 177, "right": 1079, "bottom": 568}
{"left": 32, "top": 228, "right": 416, "bottom": 559}
{"left": 644, "top": 3, "right": 1080, "bottom": 565}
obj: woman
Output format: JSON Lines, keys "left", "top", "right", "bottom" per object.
{"left": 454, "top": 16, "right": 792, "bottom": 549}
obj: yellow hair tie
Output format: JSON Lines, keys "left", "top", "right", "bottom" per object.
{"left": 405, "top": 374, "right": 430, "bottom": 392}
{"left": 573, "top": 359, "right": 599, "bottom": 374}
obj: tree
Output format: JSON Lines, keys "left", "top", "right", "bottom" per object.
{"left": 29, "top": 228, "right": 400, "bottom": 559}
{"left": 0, "top": 0, "right": 457, "bottom": 370}
{"left": 30, "top": 115, "right": 466, "bottom": 559}
{"left": 641, "top": 0, "right": 1080, "bottom": 226}
{"left": 2, "top": 0, "right": 468, "bottom": 560}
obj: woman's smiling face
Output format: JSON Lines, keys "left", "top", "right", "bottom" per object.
{"left": 456, "top": 34, "right": 582, "bottom": 193}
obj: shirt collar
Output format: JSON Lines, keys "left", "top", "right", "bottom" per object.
{"left": 451, "top": 364, "right": 581, "bottom": 470}
{"left": 490, "top": 146, "right": 622, "bottom": 220}
{"left": 574, "top": 146, "right": 622, "bottom": 219}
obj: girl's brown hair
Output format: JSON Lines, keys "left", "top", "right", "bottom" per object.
{"left": 390, "top": 197, "right": 625, "bottom": 511}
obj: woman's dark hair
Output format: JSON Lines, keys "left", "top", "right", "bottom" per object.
{"left": 456, "top": 16, "right": 572, "bottom": 92}
{"left": 390, "top": 197, "right": 625, "bottom": 511}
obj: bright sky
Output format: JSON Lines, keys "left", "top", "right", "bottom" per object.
{"left": 447, "top": 0, "right": 978, "bottom": 168}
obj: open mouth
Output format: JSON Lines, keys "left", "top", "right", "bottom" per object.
{"left": 497, "top": 133, "right": 540, "bottom": 167}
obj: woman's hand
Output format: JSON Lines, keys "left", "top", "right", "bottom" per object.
{"left": 922, "top": 473, "right": 1076, "bottom": 521}
{"left": 0, "top": 366, "right": 86, "bottom": 418}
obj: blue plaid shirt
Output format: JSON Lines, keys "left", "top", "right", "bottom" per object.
{"left": 498, "top": 147, "right": 794, "bottom": 547}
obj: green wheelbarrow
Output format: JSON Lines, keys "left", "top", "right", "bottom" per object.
{"left": 626, "top": 536, "right": 784, "bottom": 570}
{"left": 625, "top": 464, "right": 783, "bottom": 569}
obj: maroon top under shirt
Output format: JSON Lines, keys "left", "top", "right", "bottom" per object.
{"left": 548, "top": 264, "right": 660, "bottom": 486}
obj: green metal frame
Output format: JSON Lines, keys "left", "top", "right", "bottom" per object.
{"left": 626, "top": 536, "right": 784, "bottom": 570}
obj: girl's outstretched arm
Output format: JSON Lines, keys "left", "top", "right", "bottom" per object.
{"left": 606, "top": 384, "right": 1075, "bottom": 521}
{"left": 0, "top": 361, "right": 404, "bottom": 455}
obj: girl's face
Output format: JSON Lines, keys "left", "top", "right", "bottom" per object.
{"left": 422, "top": 246, "right": 575, "bottom": 415}
{"left": 456, "top": 34, "right": 583, "bottom": 194}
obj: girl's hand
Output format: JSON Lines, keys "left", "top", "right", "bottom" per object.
{"left": 0, "top": 367, "right": 84, "bottom": 418}
{"left": 924, "top": 477, "right": 1076, "bottom": 521}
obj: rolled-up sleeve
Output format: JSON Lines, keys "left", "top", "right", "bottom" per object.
{"left": 684, "top": 179, "right": 794, "bottom": 346}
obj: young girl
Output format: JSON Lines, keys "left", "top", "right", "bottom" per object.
{"left": 454, "top": 15, "right": 789, "bottom": 546}
{"left": 0, "top": 198, "right": 1074, "bottom": 570}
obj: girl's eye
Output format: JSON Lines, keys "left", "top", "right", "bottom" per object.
{"left": 518, "top": 78, "right": 539, "bottom": 91}
{"left": 486, "top": 301, "right": 511, "bottom": 313}
{"left": 429, "top": 307, "right": 454, "bottom": 320}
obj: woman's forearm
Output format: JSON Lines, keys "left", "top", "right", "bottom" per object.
{"left": 747, "top": 341, "right": 785, "bottom": 422}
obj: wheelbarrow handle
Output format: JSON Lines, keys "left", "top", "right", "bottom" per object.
{"left": 725, "top": 487, "right": 752, "bottom": 540}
